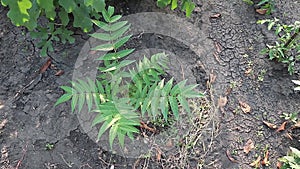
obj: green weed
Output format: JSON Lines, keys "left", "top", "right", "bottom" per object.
{"left": 258, "top": 18, "right": 300, "bottom": 75}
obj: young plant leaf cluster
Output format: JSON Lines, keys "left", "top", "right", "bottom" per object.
{"left": 243, "top": 0, "right": 275, "bottom": 15}
{"left": 258, "top": 18, "right": 300, "bottom": 74}
{"left": 1, "top": 0, "right": 196, "bottom": 56}
{"left": 1, "top": 0, "right": 105, "bottom": 56}
{"left": 279, "top": 147, "right": 300, "bottom": 169}
{"left": 156, "top": 0, "right": 195, "bottom": 17}
{"left": 55, "top": 6, "right": 203, "bottom": 149}
{"left": 256, "top": 0, "right": 275, "bottom": 15}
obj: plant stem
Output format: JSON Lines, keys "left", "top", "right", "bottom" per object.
{"left": 284, "top": 31, "right": 299, "bottom": 48}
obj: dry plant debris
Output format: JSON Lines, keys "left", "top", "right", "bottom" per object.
{"left": 250, "top": 156, "right": 261, "bottom": 168}
{"left": 243, "top": 139, "right": 255, "bottom": 154}
{"left": 263, "top": 121, "right": 277, "bottom": 129}
{"left": 276, "top": 121, "right": 288, "bottom": 132}
{"left": 218, "top": 96, "right": 227, "bottom": 112}
{"left": 239, "top": 101, "right": 251, "bottom": 113}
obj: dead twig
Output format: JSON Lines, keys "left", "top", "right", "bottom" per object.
{"left": 15, "top": 141, "right": 28, "bottom": 169}
{"left": 140, "top": 121, "right": 157, "bottom": 134}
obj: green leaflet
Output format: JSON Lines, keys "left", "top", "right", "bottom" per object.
{"left": 58, "top": 9, "right": 69, "bottom": 26}
{"left": 92, "top": 43, "right": 114, "bottom": 51}
{"left": 54, "top": 93, "right": 72, "bottom": 106}
{"left": 73, "top": 5, "right": 93, "bottom": 32}
{"left": 37, "top": 0, "right": 55, "bottom": 20}
{"left": 97, "top": 49, "right": 135, "bottom": 61}
{"left": 3, "top": 0, "right": 32, "bottom": 26}
{"left": 58, "top": 0, "right": 77, "bottom": 13}
{"left": 181, "top": 0, "right": 195, "bottom": 17}
{"left": 84, "top": 0, "right": 105, "bottom": 12}
{"left": 23, "top": 1, "right": 40, "bottom": 30}
{"left": 92, "top": 20, "right": 128, "bottom": 32}
{"left": 156, "top": 0, "right": 195, "bottom": 17}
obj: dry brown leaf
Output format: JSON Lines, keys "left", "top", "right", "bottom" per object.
{"left": 262, "top": 150, "right": 269, "bottom": 166}
{"left": 239, "top": 101, "right": 251, "bottom": 113}
{"left": 156, "top": 147, "right": 162, "bottom": 161}
{"left": 276, "top": 121, "right": 287, "bottom": 132}
{"left": 55, "top": 70, "right": 64, "bottom": 76}
{"left": 243, "top": 139, "right": 255, "bottom": 154}
{"left": 218, "top": 96, "right": 228, "bottom": 112}
{"left": 256, "top": 9, "right": 267, "bottom": 15}
{"left": 250, "top": 156, "right": 261, "bottom": 168}
{"left": 276, "top": 161, "right": 282, "bottom": 169}
{"left": 210, "top": 13, "right": 221, "bottom": 18}
{"left": 225, "top": 87, "right": 232, "bottom": 96}
{"left": 263, "top": 121, "right": 277, "bottom": 129}
{"left": 226, "top": 150, "right": 238, "bottom": 163}
{"left": 39, "top": 58, "right": 52, "bottom": 74}
{"left": 245, "top": 68, "right": 252, "bottom": 75}
{"left": 140, "top": 121, "right": 157, "bottom": 133}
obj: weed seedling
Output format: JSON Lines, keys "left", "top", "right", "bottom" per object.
{"left": 45, "top": 143, "right": 54, "bottom": 150}
{"left": 279, "top": 147, "right": 300, "bottom": 169}
{"left": 280, "top": 112, "right": 298, "bottom": 123}
{"left": 258, "top": 69, "right": 267, "bottom": 82}
{"left": 256, "top": 0, "right": 275, "bottom": 15}
{"left": 258, "top": 18, "right": 300, "bottom": 74}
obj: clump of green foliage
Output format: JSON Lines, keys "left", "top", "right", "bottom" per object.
{"left": 243, "top": 0, "right": 275, "bottom": 15}
{"left": 0, "top": 0, "right": 196, "bottom": 56}
{"left": 55, "top": 6, "right": 203, "bottom": 149}
{"left": 279, "top": 147, "right": 300, "bottom": 169}
{"left": 156, "top": 0, "right": 195, "bottom": 17}
{"left": 0, "top": 0, "right": 106, "bottom": 56}
{"left": 256, "top": 0, "right": 275, "bottom": 15}
{"left": 258, "top": 18, "right": 300, "bottom": 74}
